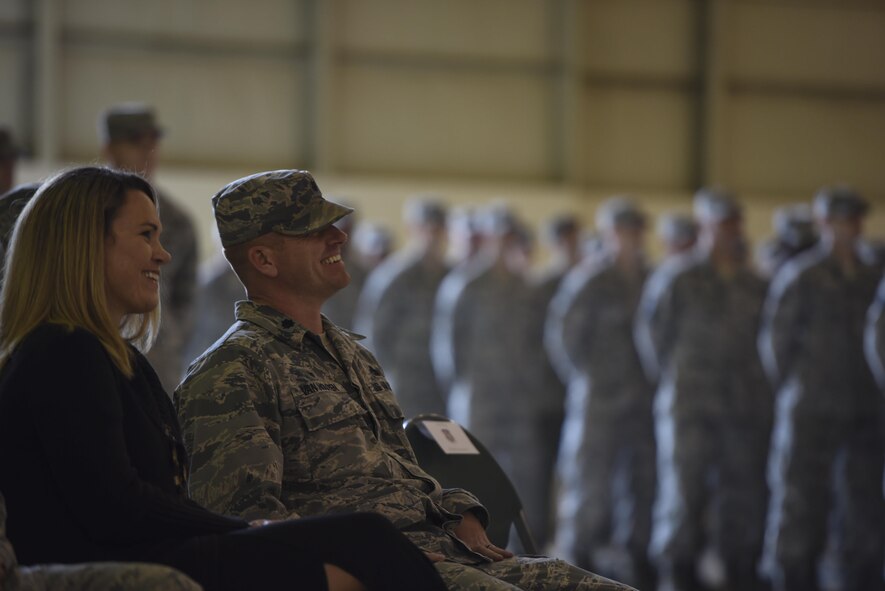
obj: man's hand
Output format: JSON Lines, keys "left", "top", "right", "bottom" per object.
{"left": 424, "top": 551, "right": 445, "bottom": 563}
{"left": 452, "top": 511, "right": 513, "bottom": 562}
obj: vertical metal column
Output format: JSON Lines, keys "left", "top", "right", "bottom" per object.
{"left": 307, "top": 0, "right": 335, "bottom": 174}
{"left": 34, "top": 0, "right": 59, "bottom": 164}
{"left": 553, "top": 0, "right": 580, "bottom": 184}
{"left": 699, "top": 0, "right": 728, "bottom": 187}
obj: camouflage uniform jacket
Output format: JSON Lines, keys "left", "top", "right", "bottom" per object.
{"left": 760, "top": 246, "right": 881, "bottom": 415}
{"left": 175, "top": 301, "right": 490, "bottom": 564}
{"left": 866, "top": 274, "right": 885, "bottom": 390}
{"left": 635, "top": 250, "right": 771, "bottom": 421}
{"left": 354, "top": 249, "right": 449, "bottom": 417}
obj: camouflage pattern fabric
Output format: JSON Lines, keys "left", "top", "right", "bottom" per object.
{"left": 635, "top": 251, "right": 772, "bottom": 580}
{"left": 354, "top": 248, "right": 449, "bottom": 417}
{"left": 430, "top": 256, "right": 543, "bottom": 536}
{"left": 211, "top": 169, "right": 352, "bottom": 248}
{"left": 759, "top": 246, "right": 884, "bottom": 589}
{"left": 545, "top": 256, "right": 655, "bottom": 575}
{"left": 1, "top": 493, "right": 200, "bottom": 591}
{"left": 866, "top": 274, "right": 885, "bottom": 390}
{"left": 176, "top": 301, "right": 635, "bottom": 590}
{"left": 147, "top": 190, "right": 198, "bottom": 394}
{"left": 435, "top": 557, "right": 633, "bottom": 590}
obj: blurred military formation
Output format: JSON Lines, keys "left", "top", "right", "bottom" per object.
{"left": 1, "top": 112, "right": 884, "bottom": 591}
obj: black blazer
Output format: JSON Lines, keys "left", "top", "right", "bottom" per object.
{"left": 0, "top": 324, "right": 245, "bottom": 565}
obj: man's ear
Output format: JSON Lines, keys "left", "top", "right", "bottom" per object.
{"left": 248, "top": 244, "right": 279, "bottom": 278}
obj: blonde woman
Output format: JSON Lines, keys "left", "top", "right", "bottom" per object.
{"left": 0, "top": 166, "right": 445, "bottom": 591}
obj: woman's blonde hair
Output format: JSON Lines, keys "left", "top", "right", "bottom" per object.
{"left": 0, "top": 166, "right": 161, "bottom": 376}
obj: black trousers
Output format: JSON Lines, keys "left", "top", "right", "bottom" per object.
{"left": 153, "top": 512, "right": 447, "bottom": 591}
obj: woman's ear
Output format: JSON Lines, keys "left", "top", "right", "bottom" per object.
{"left": 248, "top": 244, "right": 279, "bottom": 278}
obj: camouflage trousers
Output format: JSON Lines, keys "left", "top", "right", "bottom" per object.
{"left": 434, "top": 556, "right": 637, "bottom": 590}
{"left": 9, "top": 562, "right": 201, "bottom": 591}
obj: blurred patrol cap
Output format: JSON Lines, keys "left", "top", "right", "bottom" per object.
{"left": 812, "top": 185, "right": 869, "bottom": 219}
{"left": 212, "top": 169, "right": 353, "bottom": 249}
{"left": 773, "top": 203, "right": 817, "bottom": 249}
{"left": 480, "top": 202, "right": 520, "bottom": 236}
{"left": 595, "top": 197, "right": 646, "bottom": 231}
{"left": 544, "top": 213, "right": 580, "bottom": 243}
{"left": 657, "top": 212, "right": 698, "bottom": 247}
{"left": 403, "top": 195, "right": 447, "bottom": 227}
{"left": 99, "top": 103, "right": 164, "bottom": 144}
{"left": 0, "top": 128, "right": 19, "bottom": 160}
{"left": 693, "top": 187, "right": 742, "bottom": 222}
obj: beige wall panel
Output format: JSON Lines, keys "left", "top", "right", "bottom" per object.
{"left": 59, "top": 47, "right": 305, "bottom": 168}
{"left": 334, "top": 65, "right": 553, "bottom": 178}
{"left": 580, "top": 87, "right": 696, "bottom": 189}
{"left": 732, "top": 3, "right": 885, "bottom": 87}
{"left": 337, "top": 0, "right": 552, "bottom": 61}
{"left": 580, "top": 0, "right": 698, "bottom": 77}
{"left": 62, "top": 0, "right": 306, "bottom": 44}
{"left": 729, "top": 95, "right": 885, "bottom": 197}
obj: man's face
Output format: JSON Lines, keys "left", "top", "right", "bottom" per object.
{"left": 707, "top": 215, "right": 744, "bottom": 257}
{"left": 821, "top": 215, "right": 863, "bottom": 245}
{"left": 273, "top": 224, "right": 351, "bottom": 304}
{"left": 105, "top": 133, "right": 160, "bottom": 179}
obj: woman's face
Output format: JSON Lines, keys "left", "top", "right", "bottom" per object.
{"left": 104, "top": 189, "right": 171, "bottom": 322}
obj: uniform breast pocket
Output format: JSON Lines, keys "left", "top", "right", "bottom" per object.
{"left": 293, "top": 389, "right": 371, "bottom": 480}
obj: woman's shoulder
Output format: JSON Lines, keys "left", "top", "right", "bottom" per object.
{"left": 15, "top": 324, "right": 108, "bottom": 365}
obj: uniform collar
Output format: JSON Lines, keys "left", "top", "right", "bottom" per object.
{"left": 234, "top": 300, "right": 365, "bottom": 350}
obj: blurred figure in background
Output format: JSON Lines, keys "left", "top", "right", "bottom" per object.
{"left": 0, "top": 128, "right": 19, "bottom": 195}
{"left": 355, "top": 197, "right": 449, "bottom": 417}
{"left": 867, "top": 273, "right": 885, "bottom": 392}
{"left": 0, "top": 183, "right": 40, "bottom": 284}
{"left": 431, "top": 204, "right": 540, "bottom": 543}
{"left": 756, "top": 204, "right": 818, "bottom": 278}
{"left": 446, "top": 205, "right": 484, "bottom": 269}
{"left": 100, "top": 104, "right": 198, "bottom": 393}
{"left": 321, "top": 200, "right": 366, "bottom": 331}
{"left": 759, "top": 186, "right": 883, "bottom": 591}
{"left": 546, "top": 199, "right": 656, "bottom": 591}
{"left": 656, "top": 212, "right": 698, "bottom": 260}
{"left": 524, "top": 213, "right": 582, "bottom": 550}
{"left": 352, "top": 221, "right": 394, "bottom": 272}
{"left": 636, "top": 188, "right": 771, "bottom": 591}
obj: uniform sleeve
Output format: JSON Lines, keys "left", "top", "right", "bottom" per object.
{"left": 439, "top": 489, "right": 490, "bottom": 529}
{"left": 175, "top": 350, "right": 299, "bottom": 522}
{"left": 544, "top": 266, "right": 593, "bottom": 382}
{"left": 430, "top": 272, "right": 467, "bottom": 395}
{"left": 634, "top": 265, "right": 678, "bottom": 381}
{"left": 758, "top": 266, "right": 803, "bottom": 387}
{"left": 865, "top": 276, "right": 885, "bottom": 391}
{"left": 24, "top": 330, "right": 246, "bottom": 543}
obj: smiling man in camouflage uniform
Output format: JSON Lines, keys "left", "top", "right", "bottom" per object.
{"left": 175, "top": 170, "right": 634, "bottom": 591}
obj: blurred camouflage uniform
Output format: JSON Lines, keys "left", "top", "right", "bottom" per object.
{"left": 182, "top": 256, "right": 245, "bottom": 366}
{"left": 866, "top": 274, "right": 885, "bottom": 391}
{"left": 0, "top": 493, "right": 201, "bottom": 591}
{"left": 636, "top": 191, "right": 772, "bottom": 590}
{"left": 431, "top": 207, "right": 541, "bottom": 535}
{"left": 759, "top": 188, "right": 884, "bottom": 591}
{"left": 354, "top": 199, "right": 449, "bottom": 418}
{"left": 176, "top": 171, "right": 632, "bottom": 591}
{"left": 0, "top": 183, "right": 40, "bottom": 286}
{"left": 149, "top": 190, "right": 198, "bottom": 392}
{"left": 546, "top": 201, "right": 656, "bottom": 588}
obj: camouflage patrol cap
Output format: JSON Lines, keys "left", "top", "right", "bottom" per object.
{"left": 99, "top": 104, "right": 163, "bottom": 144}
{"left": 595, "top": 197, "right": 646, "bottom": 231}
{"left": 693, "top": 187, "right": 742, "bottom": 222}
{"left": 812, "top": 185, "right": 869, "bottom": 220}
{"left": 212, "top": 169, "right": 353, "bottom": 248}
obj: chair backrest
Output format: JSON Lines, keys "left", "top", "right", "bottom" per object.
{"left": 404, "top": 413, "right": 538, "bottom": 553}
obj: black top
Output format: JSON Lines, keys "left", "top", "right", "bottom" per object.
{"left": 0, "top": 324, "right": 246, "bottom": 565}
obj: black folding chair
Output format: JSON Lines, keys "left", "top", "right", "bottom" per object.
{"left": 404, "top": 413, "right": 538, "bottom": 553}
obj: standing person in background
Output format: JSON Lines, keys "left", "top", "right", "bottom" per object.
{"left": 867, "top": 273, "right": 885, "bottom": 392}
{"left": 0, "top": 129, "right": 19, "bottom": 195}
{"left": 431, "top": 204, "right": 541, "bottom": 540}
{"left": 100, "top": 104, "right": 198, "bottom": 393}
{"left": 546, "top": 199, "right": 656, "bottom": 591}
{"left": 636, "top": 188, "right": 772, "bottom": 591}
{"left": 524, "top": 213, "right": 582, "bottom": 550}
{"left": 755, "top": 204, "right": 818, "bottom": 279}
{"left": 352, "top": 222, "right": 394, "bottom": 272}
{"left": 656, "top": 213, "right": 697, "bottom": 260}
{"left": 759, "top": 187, "right": 884, "bottom": 591}
{"left": 321, "top": 200, "right": 366, "bottom": 331}
{"left": 354, "top": 197, "right": 450, "bottom": 417}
